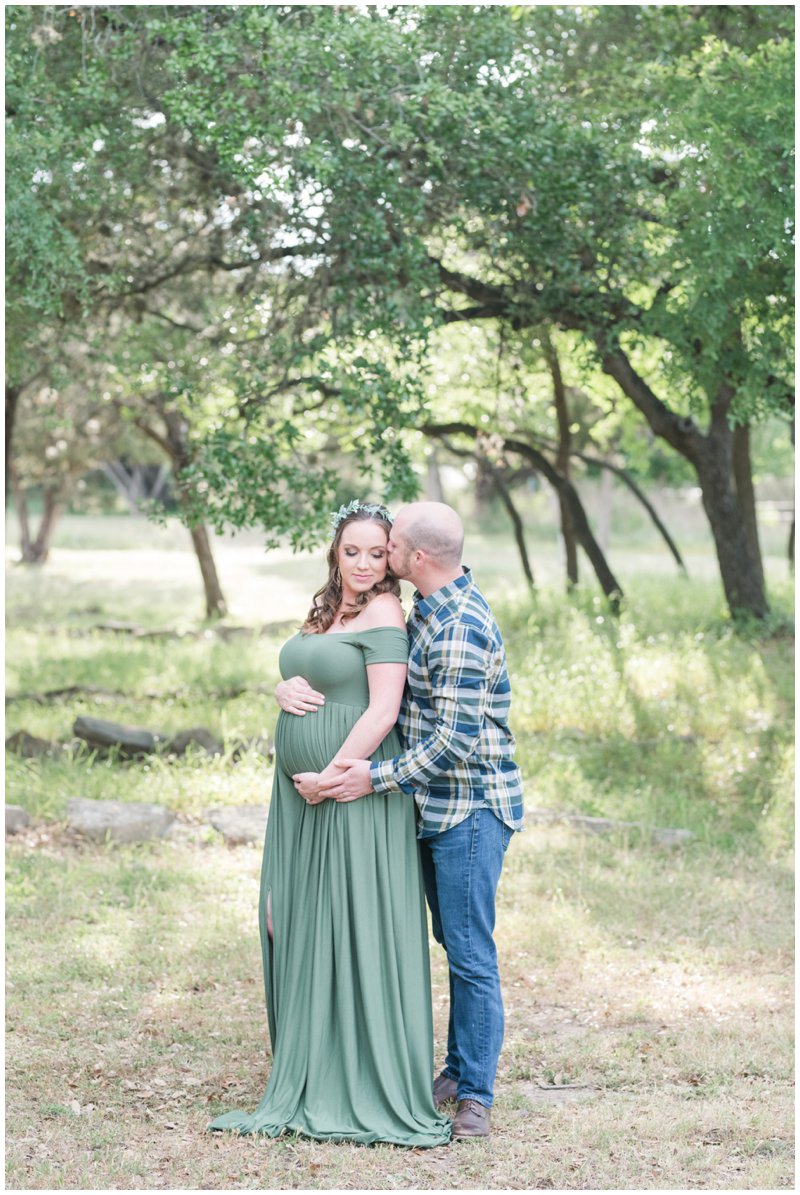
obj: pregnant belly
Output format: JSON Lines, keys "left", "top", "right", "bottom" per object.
{"left": 274, "top": 703, "right": 367, "bottom": 775}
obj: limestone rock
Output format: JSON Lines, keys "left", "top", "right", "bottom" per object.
{"left": 67, "top": 797, "right": 175, "bottom": 843}
{"left": 73, "top": 716, "right": 163, "bottom": 757}
{"left": 205, "top": 805, "right": 269, "bottom": 845}
{"left": 167, "top": 728, "right": 223, "bottom": 757}
{"left": 93, "top": 620, "right": 147, "bottom": 635}
{"left": 212, "top": 625, "right": 258, "bottom": 642}
{"left": 5, "top": 730, "right": 61, "bottom": 758}
{"left": 6, "top": 805, "right": 31, "bottom": 834}
{"left": 567, "top": 814, "right": 695, "bottom": 846}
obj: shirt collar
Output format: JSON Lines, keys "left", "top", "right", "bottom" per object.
{"left": 412, "top": 566, "right": 473, "bottom": 621}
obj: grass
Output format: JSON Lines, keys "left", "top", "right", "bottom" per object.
{"left": 5, "top": 521, "right": 795, "bottom": 1189}
{"left": 5, "top": 833, "right": 793, "bottom": 1190}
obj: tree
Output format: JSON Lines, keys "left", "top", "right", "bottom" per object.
{"left": 152, "top": 4, "right": 791, "bottom": 617}
{"left": 9, "top": 370, "right": 136, "bottom": 563}
{"left": 7, "top": 6, "right": 792, "bottom": 620}
{"left": 5, "top": 5, "right": 421, "bottom": 566}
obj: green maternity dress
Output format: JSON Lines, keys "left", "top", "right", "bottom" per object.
{"left": 208, "top": 627, "right": 451, "bottom": 1148}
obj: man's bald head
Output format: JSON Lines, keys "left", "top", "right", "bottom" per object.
{"left": 393, "top": 502, "right": 464, "bottom": 566}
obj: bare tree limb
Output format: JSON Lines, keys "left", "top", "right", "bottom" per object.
{"left": 440, "top": 436, "right": 535, "bottom": 592}
{"left": 424, "top": 422, "right": 623, "bottom": 610}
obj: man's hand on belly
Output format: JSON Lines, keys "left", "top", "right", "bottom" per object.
{"left": 319, "top": 759, "right": 373, "bottom": 802}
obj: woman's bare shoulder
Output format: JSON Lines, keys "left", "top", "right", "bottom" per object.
{"left": 359, "top": 591, "right": 406, "bottom": 630}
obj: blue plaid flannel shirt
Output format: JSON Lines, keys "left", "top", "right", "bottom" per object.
{"left": 369, "top": 568, "right": 525, "bottom": 838}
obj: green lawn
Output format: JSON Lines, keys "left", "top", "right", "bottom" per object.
{"left": 5, "top": 524, "right": 794, "bottom": 1189}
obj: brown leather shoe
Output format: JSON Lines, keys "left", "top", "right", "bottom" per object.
{"left": 452, "top": 1098, "right": 491, "bottom": 1139}
{"left": 432, "top": 1072, "right": 459, "bottom": 1109}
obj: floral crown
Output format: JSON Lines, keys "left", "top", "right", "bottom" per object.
{"left": 329, "top": 499, "right": 393, "bottom": 534}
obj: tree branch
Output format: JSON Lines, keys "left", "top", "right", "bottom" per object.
{"left": 596, "top": 344, "right": 702, "bottom": 462}
{"left": 111, "top": 242, "right": 325, "bottom": 300}
{"left": 570, "top": 447, "right": 687, "bottom": 575}
{"left": 439, "top": 435, "right": 535, "bottom": 592}
{"left": 423, "top": 421, "right": 623, "bottom": 609}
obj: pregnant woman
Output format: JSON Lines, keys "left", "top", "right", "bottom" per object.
{"left": 208, "top": 501, "right": 450, "bottom": 1148}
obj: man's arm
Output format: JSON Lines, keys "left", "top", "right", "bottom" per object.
{"left": 321, "top": 621, "right": 493, "bottom": 799}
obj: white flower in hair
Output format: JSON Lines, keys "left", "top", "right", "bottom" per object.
{"left": 329, "top": 499, "right": 393, "bottom": 533}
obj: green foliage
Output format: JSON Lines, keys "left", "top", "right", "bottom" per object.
{"left": 5, "top": 4, "right": 793, "bottom": 558}
{"left": 5, "top": 9, "right": 88, "bottom": 333}
{"left": 175, "top": 428, "right": 339, "bottom": 550}
{"left": 634, "top": 35, "right": 794, "bottom": 419}
{"left": 136, "top": 3, "right": 793, "bottom": 430}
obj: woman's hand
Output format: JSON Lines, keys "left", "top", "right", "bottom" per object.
{"left": 276, "top": 676, "right": 325, "bottom": 715}
{"left": 293, "top": 760, "right": 351, "bottom": 805}
{"left": 292, "top": 772, "right": 329, "bottom": 804}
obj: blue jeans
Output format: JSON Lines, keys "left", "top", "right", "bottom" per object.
{"left": 419, "top": 807, "right": 513, "bottom": 1108}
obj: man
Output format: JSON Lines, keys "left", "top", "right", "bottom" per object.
{"left": 319, "top": 501, "right": 525, "bottom": 1140}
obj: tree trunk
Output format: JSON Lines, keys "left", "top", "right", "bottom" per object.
{"left": 788, "top": 419, "right": 795, "bottom": 572}
{"left": 480, "top": 458, "right": 535, "bottom": 593}
{"left": 544, "top": 336, "right": 578, "bottom": 587}
{"left": 15, "top": 483, "right": 64, "bottom": 564}
{"left": 101, "top": 460, "right": 172, "bottom": 513}
{"left": 101, "top": 460, "right": 146, "bottom": 514}
{"left": 6, "top": 370, "right": 49, "bottom": 500}
{"left": 187, "top": 520, "right": 228, "bottom": 619}
{"left": 439, "top": 435, "right": 535, "bottom": 592}
{"left": 731, "top": 423, "right": 765, "bottom": 596}
{"left": 598, "top": 348, "right": 768, "bottom": 619}
{"left": 9, "top": 467, "right": 32, "bottom": 560}
{"left": 695, "top": 431, "right": 769, "bottom": 619}
{"left": 789, "top": 520, "right": 795, "bottom": 572}
{"left": 434, "top": 264, "right": 776, "bottom": 620}
{"left": 30, "top": 487, "right": 64, "bottom": 562}
{"left": 425, "top": 451, "right": 445, "bottom": 502}
{"left": 160, "top": 407, "right": 228, "bottom": 619}
{"left": 424, "top": 422, "right": 623, "bottom": 611}
{"left": 473, "top": 465, "right": 493, "bottom": 522}
{"left": 553, "top": 469, "right": 622, "bottom": 612}
{"left": 6, "top": 385, "right": 21, "bottom": 499}
{"left": 569, "top": 450, "right": 688, "bottom": 576}
{"left": 501, "top": 437, "right": 623, "bottom": 609}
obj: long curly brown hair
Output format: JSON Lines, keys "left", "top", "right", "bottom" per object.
{"left": 302, "top": 507, "right": 400, "bottom": 634}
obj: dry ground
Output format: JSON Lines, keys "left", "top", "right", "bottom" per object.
{"left": 5, "top": 819, "right": 793, "bottom": 1191}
